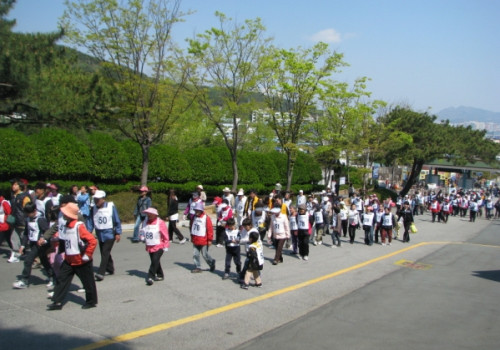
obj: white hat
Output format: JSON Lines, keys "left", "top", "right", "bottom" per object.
{"left": 223, "top": 187, "right": 231, "bottom": 192}
{"left": 237, "top": 189, "right": 244, "bottom": 196}
{"left": 299, "top": 190, "right": 303, "bottom": 193}
{"left": 197, "top": 184, "right": 204, "bottom": 190}
{"left": 270, "top": 207, "right": 281, "bottom": 214}
{"left": 93, "top": 190, "right": 106, "bottom": 199}
{"left": 323, "top": 196, "right": 329, "bottom": 202}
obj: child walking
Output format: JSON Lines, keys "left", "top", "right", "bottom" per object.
{"left": 223, "top": 218, "right": 241, "bottom": 280}
{"left": 241, "top": 230, "right": 264, "bottom": 289}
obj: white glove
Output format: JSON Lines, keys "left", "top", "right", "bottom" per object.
{"left": 82, "top": 254, "right": 90, "bottom": 261}
{"left": 163, "top": 248, "right": 169, "bottom": 252}
{"left": 182, "top": 215, "right": 187, "bottom": 221}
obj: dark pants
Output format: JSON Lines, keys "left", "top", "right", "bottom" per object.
{"left": 374, "top": 224, "right": 381, "bottom": 243}
{"left": 290, "top": 230, "right": 298, "bottom": 253}
{"left": 224, "top": 246, "right": 241, "bottom": 273}
{"left": 21, "top": 242, "right": 53, "bottom": 282}
{"left": 469, "top": 211, "right": 477, "bottom": 222}
{"left": 148, "top": 249, "right": 164, "bottom": 279}
{"left": 402, "top": 222, "right": 411, "bottom": 242}
{"left": 297, "top": 230, "right": 310, "bottom": 257}
{"left": 52, "top": 260, "right": 97, "bottom": 306}
{"left": 97, "top": 239, "right": 115, "bottom": 275}
{"left": 341, "top": 220, "right": 348, "bottom": 237}
{"left": 348, "top": 225, "right": 357, "bottom": 243}
{"left": 168, "top": 220, "right": 184, "bottom": 241}
{"left": 216, "top": 226, "right": 225, "bottom": 245}
{"left": 273, "top": 238, "right": 286, "bottom": 263}
{"left": 442, "top": 212, "right": 449, "bottom": 223}
{"left": 432, "top": 212, "right": 440, "bottom": 222}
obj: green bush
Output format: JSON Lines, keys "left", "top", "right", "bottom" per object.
{"left": 120, "top": 139, "right": 142, "bottom": 181}
{"left": 85, "top": 131, "right": 131, "bottom": 181}
{"left": 149, "top": 144, "right": 193, "bottom": 183}
{"left": 0, "top": 128, "right": 40, "bottom": 179}
{"left": 32, "top": 129, "right": 92, "bottom": 180}
{"left": 184, "top": 147, "right": 225, "bottom": 185}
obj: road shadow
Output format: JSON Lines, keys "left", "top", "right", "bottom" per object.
{"left": 0, "top": 324, "right": 133, "bottom": 350}
{"left": 472, "top": 270, "right": 500, "bottom": 283}
{"left": 125, "top": 269, "right": 148, "bottom": 279}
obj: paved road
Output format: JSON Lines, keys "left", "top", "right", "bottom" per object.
{"left": 0, "top": 211, "right": 498, "bottom": 350}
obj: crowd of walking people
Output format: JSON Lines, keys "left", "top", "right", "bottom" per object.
{"left": 1, "top": 178, "right": 499, "bottom": 310}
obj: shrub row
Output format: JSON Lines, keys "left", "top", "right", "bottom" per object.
{"left": 0, "top": 128, "right": 322, "bottom": 194}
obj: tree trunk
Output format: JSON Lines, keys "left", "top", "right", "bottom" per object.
{"left": 399, "top": 159, "right": 424, "bottom": 197}
{"left": 140, "top": 144, "right": 150, "bottom": 187}
{"left": 231, "top": 152, "right": 239, "bottom": 193}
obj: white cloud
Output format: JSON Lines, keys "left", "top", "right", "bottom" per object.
{"left": 309, "top": 28, "right": 342, "bottom": 43}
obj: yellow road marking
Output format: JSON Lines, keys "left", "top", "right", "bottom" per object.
{"left": 73, "top": 241, "right": 499, "bottom": 350}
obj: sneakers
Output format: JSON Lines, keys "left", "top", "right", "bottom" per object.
{"left": 13, "top": 280, "right": 28, "bottom": 289}
{"left": 46, "top": 280, "right": 54, "bottom": 290}
{"left": 77, "top": 288, "right": 85, "bottom": 293}
{"left": 312, "top": 241, "right": 317, "bottom": 246}
{"left": 331, "top": 244, "right": 337, "bottom": 248}
{"left": 222, "top": 273, "right": 230, "bottom": 280}
{"left": 254, "top": 283, "right": 262, "bottom": 288}
{"left": 179, "top": 238, "right": 187, "bottom": 244}
{"left": 216, "top": 244, "right": 224, "bottom": 248}
{"left": 303, "top": 256, "right": 309, "bottom": 261}
{"left": 153, "top": 276, "right": 164, "bottom": 281}
{"left": 81, "top": 304, "right": 96, "bottom": 309}
{"left": 318, "top": 241, "right": 323, "bottom": 245}
{"left": 191, "top": 268, "right": 202, "bottom": 273}
{"left": 240, "top": 284, "right": 249, "bottom": 290}
{"left": 94, "top": 274, "right": 104, "bottom": 281}
{"left": 381, "top": 243, "right": 386, "bottom": 246}
{"left": 146, "top": 278, "right": 154, "bottom": 286}
{"left": 210, "top": 260, "right": 216, "bottom": 272}
{"left": 7, "top": 252, "right": 20, "bottom": 263}
{"left": 298, "top": 255, "right": 303, "bottom": 260}
{"left": 47, "top": 291, "right": 54, "bottom": 298}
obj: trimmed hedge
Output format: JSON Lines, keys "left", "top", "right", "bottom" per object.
{"left": 0, "top": 127, "right": 323, "bottom": 191}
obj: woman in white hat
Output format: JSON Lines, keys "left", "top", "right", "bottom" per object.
{"left": 140, "top": 207, "right": 169, "bottom": 285}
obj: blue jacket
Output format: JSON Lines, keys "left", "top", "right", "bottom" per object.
{"left": 89, "top": 201, "right": 122, "bottom": 242}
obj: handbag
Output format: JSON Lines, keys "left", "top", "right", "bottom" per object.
{"left": 410, "top": 223, "right": 418, "bottom": 233}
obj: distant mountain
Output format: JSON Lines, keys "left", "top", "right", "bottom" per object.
{"left": 436, "top": 106, "right": 500, "bottom": 124}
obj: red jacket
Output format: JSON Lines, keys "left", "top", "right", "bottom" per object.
{"left": 0, "top": 197, "right": 12, "bottom": 232}
{"left": 190, "top": 213, "right": 214, "bottom": 246}
{"left": 430, "top": 200, "right": 441, "bottom": 213}
{"left": 65, "top": 220, "right": 97, "bottom": 266}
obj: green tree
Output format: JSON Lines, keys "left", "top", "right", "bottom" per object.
{"left": 378, "top": 107, "right": 500, "bottom": 196}
{"left": 259, "top": 43, "right": 346, "bottom": 191}
{"left": 187, "top": 12, "right": 272, "bottom": 191}
{"left": 313, "top": 77, "right": 385, "bottom": 188}
{"left": 62, "top": 0, "right": 192, "bottom": 186}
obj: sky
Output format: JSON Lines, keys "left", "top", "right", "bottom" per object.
{"left": 7, "top": 0, "right": 500, "bottom": 113}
